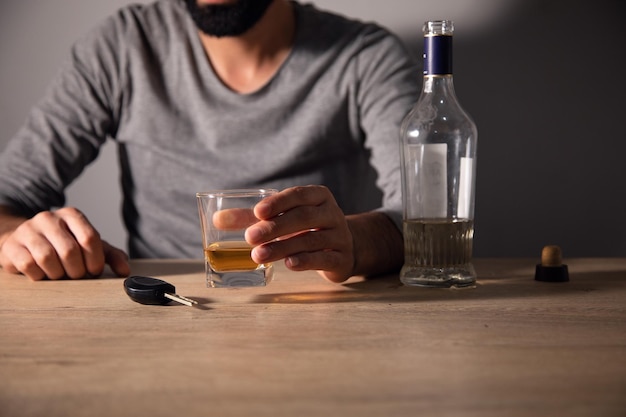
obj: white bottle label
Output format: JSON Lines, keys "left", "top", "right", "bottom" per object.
{"left": 457, "top": 157, "right": 473, "bottom": 219}
{"left": 406, "top": 143, "right": 447, "bottom": 218}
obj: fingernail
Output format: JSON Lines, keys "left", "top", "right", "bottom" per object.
{"left": 286, "top": 256, "right": 299, "bottom": 268}
{"left": 255, "top": 202, "right": 271, "bottom": 218}
{"left": 253, "top": 245, "right": 271, "bottom": 262}
{"left": 245, "top": 227, "right": 262, "bottom": 244}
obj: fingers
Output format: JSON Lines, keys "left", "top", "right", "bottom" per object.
{"left": 0, "top": 207, "right": 123, "bottom": 280}
{"left": 252, "top": 185, "right": 328, "bottom": 221}
{"left": 0, "top": 238, "right": 49, "bottom": 281}
{"left": 103, "top": 241, "right": 131, "bottom": 277}
{"left": 246, "top": 186, "right": 341, "bottom": 244}
{"left": 245, "top": 186, "right": 355, "bottom": 282}
{"left": 252, "top": 229, "right": 348, "bottom": 270}
{"left": 1, "top": 212, "right": 74, "bottom": 280}
{"left": 212, "top": 208, "right": 258, "bottom": 230}
{"left": 30, "top": 209, "right": 99, "bottom": 279}
{"left": 61, "top": 210, "right": 105, "bottom": 277}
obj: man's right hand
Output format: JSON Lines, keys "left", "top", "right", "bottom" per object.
{"left": 0, "top": 206, "right": 130, "bottom": 280}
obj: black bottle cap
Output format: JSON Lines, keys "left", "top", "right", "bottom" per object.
{"left": 535, "top": 245, "right": 569, "bottom": 282}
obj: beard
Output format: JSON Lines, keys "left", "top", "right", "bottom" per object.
{"left": 184, "top": 0, "right": 275, "bottom": 38}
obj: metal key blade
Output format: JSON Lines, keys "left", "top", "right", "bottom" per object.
{"left": 164, "top": 292, "right": 198, "bottom": 307}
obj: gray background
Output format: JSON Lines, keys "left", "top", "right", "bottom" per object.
{"left": 1, "top": 0, "right": 624, "bottom": 258}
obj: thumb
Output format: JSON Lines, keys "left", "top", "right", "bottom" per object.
{"left": 102, "top": 241, "right": 131, "bottom": 277}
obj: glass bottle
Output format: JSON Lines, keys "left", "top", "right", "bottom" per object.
{"left": 399, "top": 20, "right": 478, "bottom": 288}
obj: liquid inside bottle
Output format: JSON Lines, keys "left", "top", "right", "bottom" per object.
{"left": 401, "top": 219, "right": 475, "bottom": 288}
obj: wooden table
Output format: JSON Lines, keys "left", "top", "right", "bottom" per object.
{"left": 1, "top": 258, "right": 625, "bottom": 417}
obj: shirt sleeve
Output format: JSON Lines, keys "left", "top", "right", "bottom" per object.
{"left": 0, "top": 12, "right": 126, "bottom": 216}
{"left": 353, "top": 25, "right": 421, "bottom": 230}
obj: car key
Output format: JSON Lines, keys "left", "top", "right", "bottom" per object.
{"left": 124, "top": 276, "right": 198, "bottom": 307}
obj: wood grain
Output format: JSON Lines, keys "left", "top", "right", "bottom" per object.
{"left": 1, "top": 258, "right": 625, "bottom": 417}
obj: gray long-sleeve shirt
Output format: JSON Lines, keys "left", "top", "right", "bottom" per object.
{"left": 0, "top": 0, "right": 420, "bottom": 258}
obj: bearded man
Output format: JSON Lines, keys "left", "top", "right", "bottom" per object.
{"left": 0, "top": 0, "right": 419, "bottom": 283}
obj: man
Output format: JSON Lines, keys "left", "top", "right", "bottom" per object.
{"left": 0, "top": 0, "right": 419, "bottom": 283}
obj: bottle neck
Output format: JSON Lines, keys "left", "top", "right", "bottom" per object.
{"left": 422, "top": 74, "right": 455, "bottom": 95}
{"left": 422, "top": 32, "right": 455, "bottom": 95}
{"left": 423, "top": 34, "right": 453, "bottom": 76}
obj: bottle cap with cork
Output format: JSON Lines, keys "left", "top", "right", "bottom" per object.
{"left": 535, "top": 245, "right": 569, "bottom": 282}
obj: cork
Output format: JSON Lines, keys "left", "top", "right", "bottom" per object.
{"left": 535, "top": 245, "right": 569, "bottom": 282}
{"left": 541, "top": 245, "right": 563, "bottom": 267}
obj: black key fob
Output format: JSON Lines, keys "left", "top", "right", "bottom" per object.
{"left": 124, "top": 275, "right": 176, "bottom": 305}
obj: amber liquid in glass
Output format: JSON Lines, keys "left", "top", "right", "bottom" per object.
{"left": 205, "top": 241, "right": 266, "bottom": 272}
